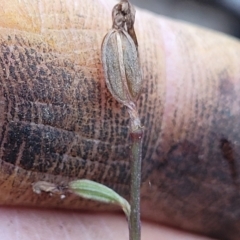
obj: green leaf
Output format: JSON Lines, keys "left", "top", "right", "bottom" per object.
{"left": 69, "top": 179, "right": 131, "bottom": 218}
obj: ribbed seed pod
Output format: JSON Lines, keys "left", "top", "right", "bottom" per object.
{"left": 101, "top": 28, "right": 142, "bottom": 106}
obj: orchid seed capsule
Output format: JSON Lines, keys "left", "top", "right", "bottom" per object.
{"left": 101, "top": 4, "right": 142, "bottom": 106}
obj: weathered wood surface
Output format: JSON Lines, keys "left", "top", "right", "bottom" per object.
{"left": 0, "top": 0, "right": 240, "bottom": 239}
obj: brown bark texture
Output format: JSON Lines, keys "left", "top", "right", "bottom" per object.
{"left": 0, "top": 0, "right": 240, "bottom": 239}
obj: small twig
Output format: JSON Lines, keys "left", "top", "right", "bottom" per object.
{"left": 101, "top": 1, "right": 143, "bottom": 239}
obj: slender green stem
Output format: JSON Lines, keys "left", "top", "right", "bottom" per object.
{"left": 101, "top": 0, "right": 143, "bottom": 237}
{"left": 128, "top": 109, "right": 143, "bottom": 240}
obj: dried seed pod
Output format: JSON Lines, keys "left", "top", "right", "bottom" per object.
{"left": 101, "top": 29, "right": 142, "bottom": 106}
